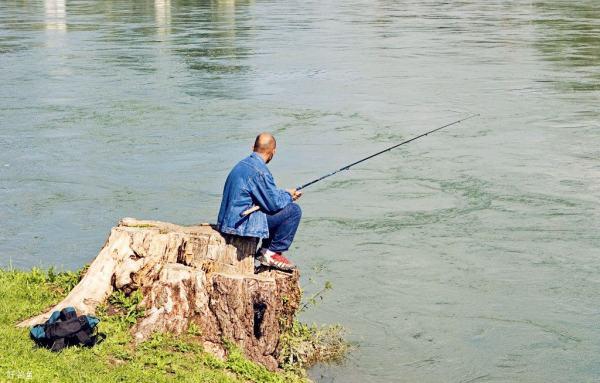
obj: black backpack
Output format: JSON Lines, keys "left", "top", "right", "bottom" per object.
{"left": 29, "top": 306, "right": 104, "bottom": 352}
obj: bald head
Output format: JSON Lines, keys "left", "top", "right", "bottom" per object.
{"left": 253, "top": 132, "right": 276, "bottom": 152}
{"left": 253, "top": 132, "right": 277, "bottom": 163}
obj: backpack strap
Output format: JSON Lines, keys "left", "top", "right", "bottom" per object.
{"left": 76, "top": 316, "right": 95, "bottom": 345}
{"left": 74, "top": 329, "right": 94, "bottom": 347}
{"left": 59, "top": 307, "right": 78, "bottom": 321}
{"left": 50, "top": 338, "right": 66, "bottom": 352}
{"left": 47, "top": 310, "right": 61, "bottom": 324}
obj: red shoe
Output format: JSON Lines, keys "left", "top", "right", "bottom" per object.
{"left": 257, "top": 250, "right": 296, "bottom": 271}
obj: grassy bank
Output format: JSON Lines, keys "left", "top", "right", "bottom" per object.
{"left": 0, "top": 266, "right": 345, "bottom": 383}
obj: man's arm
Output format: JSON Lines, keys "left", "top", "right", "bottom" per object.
{"left": 249, "top": 172, "right": 293, "bottom": 214}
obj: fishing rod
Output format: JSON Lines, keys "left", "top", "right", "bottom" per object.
{"left": 241, "top": 113, "right": 479, "bottom": 217}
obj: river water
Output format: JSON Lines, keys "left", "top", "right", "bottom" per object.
{"left": 1, "top": 1, "right": 599, "bottom": 382}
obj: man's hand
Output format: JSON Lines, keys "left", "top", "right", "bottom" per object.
{"left": 286, "top": 188, "right": 303, "bottom": 201}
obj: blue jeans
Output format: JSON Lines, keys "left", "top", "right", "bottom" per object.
{"left": 260, "top": 203, "right": 302, "bottom": 253}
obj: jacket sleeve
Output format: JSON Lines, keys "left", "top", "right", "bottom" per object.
{"left": 249, "top": 171, "right": 293, "bottom": 214}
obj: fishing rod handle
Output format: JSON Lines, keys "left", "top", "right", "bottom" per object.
{"left": 241, "top": 205, "right": 260, "bottom": 217}
{"left": 241, "top": 187, "right": 302, "bottom": 217}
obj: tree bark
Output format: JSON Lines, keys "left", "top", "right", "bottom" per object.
{"left": 17, "top": 218, "right": 301, "bottom": 370}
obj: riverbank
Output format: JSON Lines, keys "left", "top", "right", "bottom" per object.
{"left": 0, "top": 266, "right": 315, "bottom": 383}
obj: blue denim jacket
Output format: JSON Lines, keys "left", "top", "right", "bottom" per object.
{"left": 217, "top": 152, "right": 292, "bottom": 238}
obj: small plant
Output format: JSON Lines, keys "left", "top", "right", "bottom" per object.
{"left": 24, "top": 267, "right": 47, "bottom": 285}
{"left": 138, "top": 331, "right": 167, "bottom": 351}
{"left": 50, "top": 270, "right": 81, "bottom": 294}
{"left": 186, "top": 321, "right": 202, "bottom": 336}
{"left": 279, "top": 320, "right": 349, "bottom": 371}
{"left": 107, "top": 289, "right": 145, "bottom": 326}
{"left": 129, "top": 223, "right": 156, "bottom": 228}
{"left": 299, "top": 280, "right": 332, "bottom": 312}
{"left": 25, "top": 266, "right": 83, "bottom": 295}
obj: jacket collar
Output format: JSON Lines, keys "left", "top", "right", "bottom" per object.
{"left": 250, "top": 152, "right": 266, "bottom": 164}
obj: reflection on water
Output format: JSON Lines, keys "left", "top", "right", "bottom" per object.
{"left": 44, "top": 0, "right": 66, "bottom": 31}
{"left": 534, "top": 1, "right": 600, "bottom": 91}
{"left": 171, "top": 1, "right": 254, "bottom": 98}
{"left": 154, "top": 0, "right": 171, "bottom": 39}
{"left": 1, "top": 1, "right": 599, "bottom": 383}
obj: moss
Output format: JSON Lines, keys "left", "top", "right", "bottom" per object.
{"left": 0, "top": 266, "right": 311, "bottom": 383}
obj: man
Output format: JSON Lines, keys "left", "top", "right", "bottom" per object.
{"left": 217, "top": 133, "right": 302, "bottom": 271}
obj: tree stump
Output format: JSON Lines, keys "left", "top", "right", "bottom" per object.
{"left": 16, "top": 218, "right": 301, "bottom": 370}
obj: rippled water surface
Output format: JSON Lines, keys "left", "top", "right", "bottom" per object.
{"left": 1, "top": 1, "right": 599, "bottom": 382}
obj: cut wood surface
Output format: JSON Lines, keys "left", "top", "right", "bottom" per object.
{"left": 17, "top": 218, "right": 301, "bottom": 370}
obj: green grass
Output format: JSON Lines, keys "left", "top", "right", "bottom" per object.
{"left": 0, "top": 267, "right": 309, "bottom": 383}
{"left": 279, "top": 320, "right": 349, "bottom": 373}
